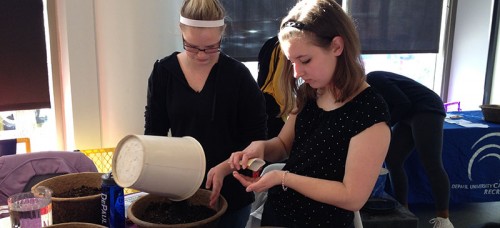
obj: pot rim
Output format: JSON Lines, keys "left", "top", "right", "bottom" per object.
{"left": 127, "top": 189, "right": 228, "bottom": 227}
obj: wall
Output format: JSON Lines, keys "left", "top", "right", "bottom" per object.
{"left": 93, "top": 1, "right": 182, "bottom": 148}
{"left": 54, "top": 0, "right": 182, "bottom": 150}
{"left": 53, "top": 0, "right": 101, "bottom": 150}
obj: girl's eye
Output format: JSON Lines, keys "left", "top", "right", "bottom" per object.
{"left": 301, "top": 59, "right": 311, "bottom": 64}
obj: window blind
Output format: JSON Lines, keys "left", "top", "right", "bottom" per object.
{"left": 220, "top": 0, "right": 298, "bottom": 62}
{"left": 0, "top": 0, "right": 50, "bottom": 112}
{"left": 220, "top": 0, "right": 443, "bottom": 61}
{"left": 350, "top": 0, "right": 444, "bottom": 54}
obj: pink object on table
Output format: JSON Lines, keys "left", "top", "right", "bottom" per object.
{"left": 444, "top": 101, "right": 461, "bottom": 112}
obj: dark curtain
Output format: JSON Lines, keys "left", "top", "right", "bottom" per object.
{"left": 220, "top": 0, "right": 299, "bottom": 62}
{"left": 350, "top": 0, "right": 444, "bottom": 54}
{"left": 0, "top": 0, "right": 51, "bottom": 112}
{"left": 221, "top": 0, "right": 442, "bottom": 61}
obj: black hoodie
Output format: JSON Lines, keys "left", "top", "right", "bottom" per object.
{"left": 144, "top": 52, "right": 268, "bottom": 211}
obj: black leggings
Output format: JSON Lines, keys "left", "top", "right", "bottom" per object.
{"left": 385, "top": 112, "right": 450, "bottom": 211}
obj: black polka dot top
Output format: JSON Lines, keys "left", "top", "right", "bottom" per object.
{"left": 263, "top": 87, "right": 389, "bottom": 228}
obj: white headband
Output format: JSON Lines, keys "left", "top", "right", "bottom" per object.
{"left": 180, "top": 16, "right": 224, "bottom": 28}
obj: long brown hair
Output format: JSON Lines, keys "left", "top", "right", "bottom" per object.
{"left": 278, "top": 0, "right": 365, "bottom": 115}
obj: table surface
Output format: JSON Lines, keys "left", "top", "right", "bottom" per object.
{"left": 444, "top": 110, "right": 500, "bottom": 129}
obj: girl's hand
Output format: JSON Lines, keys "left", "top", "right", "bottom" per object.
{"left": 205, "top": 164, "right": 228, "bottom": 208}
{"left": 229, "top": 141, "right": 265, "bottom": 170}
{"left": 232, "top": 170, "right": 282, "bottom": 193}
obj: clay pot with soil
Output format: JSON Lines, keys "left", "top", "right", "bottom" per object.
{"left": 31, "top": 172, "right": 103, "bottom": 224}
{"left": 128, "top": 189, "right": 227, "bottom": 228}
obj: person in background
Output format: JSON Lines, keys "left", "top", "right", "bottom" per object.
{"left": 366, "top": 71, "right": 454, "bottom": 228}
{"left": 257, "top": 36, "right": 286, "bottom": 139}
{"left": 143, "top": 0, "right": 267, "bottom": 227}
{"left": 228, "top": 0, "right": 391, "bottom": 227}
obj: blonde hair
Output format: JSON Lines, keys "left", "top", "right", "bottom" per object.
{"left": 181, "top": 0, "right": 225, "bottom": 21}
{"left": 180, "top": 0, "right": 226, "bottom": 34}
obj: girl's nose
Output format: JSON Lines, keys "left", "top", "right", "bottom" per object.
{"left": 293, "top": 64, "right": 303, "bottom": 79}
{"left": 197, "top": 50, "right": 209, "bottom": 56}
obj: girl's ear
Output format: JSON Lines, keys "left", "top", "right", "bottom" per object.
{"left": 331, "top": 36, "right": 344, "bottom": 56}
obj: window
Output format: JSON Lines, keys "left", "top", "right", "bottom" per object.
{"left": 0, "top": 109, "right": 56, "bottom": 152}
{"left": 350, "top": 0, "right": 443, "bottom": 54}
{"left": 362, "top": 54, "right": 439, "bottom": 90}
{"left": 0, "top": 0, "right": 56, "bottom": 152}
{"left": 221, "top": 0, "right": 442, "bottom": 60}
{"left": 357, "top": 0, "right": 447, "bottom": 93}
{"left": 220, "top": 0, "right": 297, "bottom": 62}
{"left": 236, "top": 0, "right": 446, "bottom": 95}
{"left": 0, "top": 0, "right": 51, "bottom": 112}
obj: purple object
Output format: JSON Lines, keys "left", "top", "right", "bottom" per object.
{"left": 0, "top": 139, "right": 17, "bottom": 157}
{"left": 0, "top": 151, "right": 98, "bottom": 206}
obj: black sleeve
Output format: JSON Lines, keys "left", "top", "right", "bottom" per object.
{"left": 144, "top": 60, "right": 170, "bottom": 136}
{"left": 237, "top": 68, "right": 268, "bottom": 145}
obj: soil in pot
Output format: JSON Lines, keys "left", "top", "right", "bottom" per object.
{"left": 141, "top": 200, "right": 216, "bottom": 224}
{"left": 53, "top": 186, "right": 101, "bottom": 198}
{"left": 32, "top": 172, "right": 103, "bottom": 224}
{"left": 128, "top": 189, "right": 227, "bottom": 228}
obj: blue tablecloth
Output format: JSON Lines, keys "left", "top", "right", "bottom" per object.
{"left": 404, "top": 110, "right": 500, "bottom": 204}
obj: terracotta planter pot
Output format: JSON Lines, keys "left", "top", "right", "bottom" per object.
{"left": 128, "top": 189, "right": 227, "bottom": 228}
{"left": 46, "top": 222, "right": 106, "bottom": 228}
{"left": 31, "top": 172, "right": 103, "bottom": 225}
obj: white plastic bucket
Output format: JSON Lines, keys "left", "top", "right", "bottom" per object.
{"left": 112, "top": 135, "right": 206, "bottom": 201}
